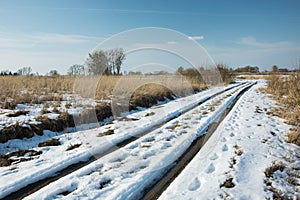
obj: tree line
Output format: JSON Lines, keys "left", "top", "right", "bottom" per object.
{"left": 0, "top": 67, "right": 35, "bottom": 76}
{"left": 0, "top": 48, "right": 126, "bottom": 76}
{"left": 67, "top": 48, "right": 126, "bottom": 76}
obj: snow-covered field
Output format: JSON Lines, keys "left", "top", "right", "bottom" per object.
{"left": 160, "top": 81, "right": 299, "bottom": 199}
{"left": 0, "top": 82, "right": 243, "bottom": 198}
{"left": 23, "top": 82, "right": 253, "bottom": 200}
{"left": 0, "top": 80, "right": 298, "bottom": 199}
{"left": 0, "top": 94, "right": 99, "bottom": 132}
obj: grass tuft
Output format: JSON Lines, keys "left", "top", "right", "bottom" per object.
{"left": 66, "top": 143, "right": 82, "bottom": 151}
{"left": 220, "top": 177, "right": 235, "bottom": 188}
{"left": 285, "top": 130, "right": 300, "bottom": 146}
{"left": 38, "top": 138, "right": 61, "bottom": 147}
{"left": 98, "top": 129, "right": 114, "bottom": 137}
{"left": 264, "top": 162, "right": 285, "bottom": 178}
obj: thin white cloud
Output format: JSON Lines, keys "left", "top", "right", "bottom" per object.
{"left": 188, "top": 36, "right": 204, "bottom": 41}
{"left": 28, "top": 33, "right": 100, "bottom": 44}
{"left": 167, "top": 41, "right": 177, "bottom": 44}
{"left": 236, "top": 36, "right": 291, "bottom": 49}
{"left": 0, "top": 32, "right": 102, "bottom": 49}
{"left": 0, "top": 32, "right": 103, "bottom": 74}
{"left": 52, "top": 7, "right": 191, "bottom": 15}
{"left": 206, "top": 38, "right": 300, "bottom": 70}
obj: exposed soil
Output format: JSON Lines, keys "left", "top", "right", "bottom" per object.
{"left": 0, "top": 123, "right": 35, "bottom": 143}
{"left": 6, "top": 110, "right": 30, "bottom": 117}
{"left": 220, "top": 178, "right": 235, "bottom": 188}
{"left": 38, "top": 138, "right": 61, "bottom": 147}
{"left": 0, "top": 150, "right": 42, "bottom": 167}
{"left": 66, "top": 143, "right": 82, "bottom": 151}
{"left": 1, "top": 91, "right": 178, "bottom": 144}
{"left": 264, "top": 163, "right": 285, "bottom": 178}
{"left": 98, "top": 129, "right": 114, "bottom": 137}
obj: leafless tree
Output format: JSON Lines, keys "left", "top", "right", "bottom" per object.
{"left": 86, "top": 50, "right": 109, "bottom": 75}
{"left": 48, "top": 69, "right": 59, "bottom": 76}
{"left": 86, "top": 48, "right": 125, "bottom": 76}
{"left": 106, "top": 48, "right": 126, "bottom": 75}
{"left": 68, "top": 64, "right": 85, "bottom": 76}
{"left": 17, "top": 67, "right": 32, "bottom": 76}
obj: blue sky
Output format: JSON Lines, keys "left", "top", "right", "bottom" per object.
{"left": 0, "top": 0, "right": 299, "bottom": 74}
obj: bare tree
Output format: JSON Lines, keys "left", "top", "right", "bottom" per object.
{"left": 68, "top": 64, "right": 85, "bottom": 76}
{"left": 48, "top": 69, "right": 59, "bottom": 76}
{"left": 272, "top": 65, "right": 278, "bottom": 72}
{"left": 106, "top": 48, "right": 126, "bottom": 75}
{"left": 17, "top": 67, "right": 32, "bottom": 75}
{"left": 86, "top": 50, "right": 109, "bottom": 75}
{"left": 86, "top": 48, "right": 125, "bottom": 76}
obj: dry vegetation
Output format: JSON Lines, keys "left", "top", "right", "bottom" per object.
{"left": 0, "top": 74, "right": 209, "bottom": 109}
{"left": 264, "top": 70, "right": 300, "bottom": 146}
{"left": 0, "top": 76, "right": 75, "bottom": 109}
{"left": 0, "top": 68, "right": 235, "bottom": 143}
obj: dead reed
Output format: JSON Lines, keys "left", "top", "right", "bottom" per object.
{"left": 265, "top": 71, "right": 300, "bottom": 145}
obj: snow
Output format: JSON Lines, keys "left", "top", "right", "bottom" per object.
{"left": 0, "top": 82, "right": 244, "bottom": 198}
{"left": 159, "top": 81, "right": 299, "bottom": 199}
{"left": 23, "top": 82, "right": 252, "bottom": 200}
{"left": 1, "top": 80, "right": 298, "bottom": 199}
{"left": 0, "top": 94, "right": 101, "bottom": 131}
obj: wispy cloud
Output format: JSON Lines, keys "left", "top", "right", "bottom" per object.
{"left": 206, "top": 37, "right": 300, "bottom": 70}
{"left": 236, "top": 36, "right": 291, "bottom": 49}
{"left": 28, "top": 33, "right": 100, "bottom": 44}
{"left": 0, "top": 32, "right": 102, "bottom": 49}
{"left": 52, "top": 7, "right": 193, "bottom": 15}
{"left": 188, "top": 36, "right": 204, "bottom": 41}
{"left": 0, "top": 32, "right": 103, "bottom": 73}
{"left": 166, "top": 41, "right": 177, "bottom": 44}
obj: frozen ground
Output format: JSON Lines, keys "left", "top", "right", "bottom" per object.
{"left": 1, "top": 80, "right": 298, "bottom": 199}
{"left": 0, "top": 94, "right": 98, "bottom": 131}
{"left": 0, "top": 82, "right": 243, "bottom": 198}
{"left": 23, "top": 82, "right": 253, "bottom": 199}
{"left": 159, "top": 81, "right": 299, "bottom": 199}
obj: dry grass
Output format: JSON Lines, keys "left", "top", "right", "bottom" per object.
{"left": 265, "top": 71, "right": 300, "bottom": 146}
{"left": 0, "top": 75, "right": 208, "bottom": 109}
{"left": 220, "top": 177, "right": 235, "bottom": 188}
{"left": 286, "top": 131, "right": 300, "bottom": 146}
{"left": 236, "top": 75, "right": 267, "bottom": 80}
{"left": 0, "top": 149, "right": 42, "bottom": 167}
{"left": 265, "top": 162, "right": 285, "bottom": 178}
{"left": 0, "top": 122, "right": 35, "bottom": 143}
{"left": 66, "top": 143, "right": 82, "bottom": 151}
{"left": 0, "top": 73, "right": 228, "bottom": 143}
{"left": 98, "top": 129, "right": 114, "bottom": 137}
{"left": 38, "top": 138, "right": 61, "bottom": 147}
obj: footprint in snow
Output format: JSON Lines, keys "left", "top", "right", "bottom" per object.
{"left": 1, "top": 168, "right": 18, "bottom": 176}
{"left": 188, "top": 177, "right": 201, "bottom": 191}
{"left": 209, "top": 153, "right": 219, "bottom": 160}
{"left": 225, "top": 126, "right": 231, "bottom": 131}
{"left": 35, "top": 159, "right": 45, "bottom": 166}
{"left": 221, "top": 137, "right": 227, "bottom": 142}
{"left": 127, "top": 143, "right": 138, "bottom": 150}
{"left": 222, "top": 144, "right": 228, "bottom": 151}
{"left": 160, "top": 142, "right": 172, "bottom": 150}
{"left": 206, "top": 163, "right": 215, "bottom": 174}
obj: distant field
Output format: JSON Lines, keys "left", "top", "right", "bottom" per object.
{"left": 0, "top": 74, "right": 208, "bottom": 110}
